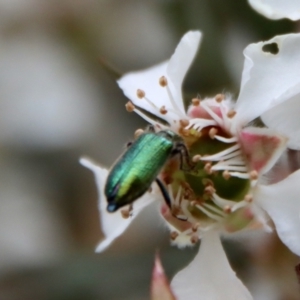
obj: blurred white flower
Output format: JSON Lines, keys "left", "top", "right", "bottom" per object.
{"left": 0, "top": 0, "right": 46, "bottom": 24}
{"left": 0, "top": 160, "right": 69, "bottom": 272}
{"left": 0, "top": 31, "right": 102, "bottom": 150}
{"left": 248, "top": 0, "right": 300, "bottom": 20}
{"left": 81, "top": 31, "right": 300, "bottom": 299}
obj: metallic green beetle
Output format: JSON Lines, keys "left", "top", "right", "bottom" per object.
{"left": 105, "top": 129, "right": 191, "bottom": 213}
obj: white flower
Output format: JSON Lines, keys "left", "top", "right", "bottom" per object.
{"left": 81, "top": 31, "right": 300, "bottom": 299}
{"left": 248, "top": 0, "right": 300, "bottom": 20}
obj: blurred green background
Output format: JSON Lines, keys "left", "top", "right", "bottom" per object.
{"left": 0, "top": 0, "right": 298, "bottom": 299}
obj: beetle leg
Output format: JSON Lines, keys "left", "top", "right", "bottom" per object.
{"left": 147, "top": 124, "right": 156, "bottom": 132}
{"left": 155, "top": 178, "right": 187, "bottom": 221}
{"left": 155, "top": 178, "right": 171, "bottom": 208}
{"left": 172, "top": 143, "right": 194, "bottom": 172}
{"left": 126, "top": 141, "right": 133, "bottom": 148}
{"left": 128, "top": 203, "right": 133, "bottom": 217}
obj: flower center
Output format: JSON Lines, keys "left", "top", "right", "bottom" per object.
{"left": 160, "top": 98, "right": 258, "bottom": 240}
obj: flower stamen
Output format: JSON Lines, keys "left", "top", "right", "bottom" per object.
{"left": 125, "top": 101, "right": 135, "bottom": 112}
{"left": 231, "top": 201, "right": 248, "bottom": 212}
{"left": 159, "top": 76, "right": 185, "bottom": 117}
{"left": 211, "top": 163, "right": 248, "bottom": 172}
{"left": 121, "top": 205, "right": 133, "bottom": 219}
{"left": 175, "top": 186, "right": 183, "bottom": 206}
{"left": 167, "top": 185, "right": 183, "bottom": 207}
{"left": 214, "top": 135, "right": 238, "bottom": 143}
{"left": 186, "top": 118, "right": 217, "bottom": 131}
{"left": 136, "top": 89, "right": 160, "bottom": 110}
{"left": 228, "top": 172, "right": 251, "bottom": 179}
{"left": 211, "top": 193, "right": 237, "bottom": 210}
{"left": 209, "top": 127, "right": 218, "bottom": 139}
{"left": 203, "top": 203, "right": 226, "bottom": 217}
{"left": 222, "top": 170, "right": 231, "bottom": 180}
{"left": 170, "top": 231, "right": 179, "bottom": 240}
{"left": 215, "top": 93, "right": 225, "bottom": 103}
{"left": 160, "top": 106, "right": 168, "bottom": 114}
{"left": 200, "top": 144, "right": 240, "bottom": 161}
{"left": 159, "top": 76, "right": 168, "bottom": 87}
{"left": 180, "top": 119, "right": 190, "bottom": 128}
{"left": 227, "top": 110, "right": 237, "bottom": 118}
{"left": 133, "top": 108, "right": 168, "bottom": 129}
{"left": 223, "top": 205, "right": 232, "bottom": 214}
{"left": 245, "top": 194, "right": 253, "bottom": 203}
{"left": 136, "top": 89, "right": 145, "bottom": 99}
{"left": 192, "top": 154, "right": 202, "bottom": 163}
{"left": 192, "top": 98, "right": 200, "bottom": 106}
{"left": 250, "top": 170, "right": 258, "bottom": 180}
{"left": 201, "top": 101, "right": 224, "bottom": 126}
{"left": 192, "top": 223, "right": 199, "bottom": 232}
{"left": 195, "top": 204, "right": 224, "bottom": 221}
{"left": 190, "top": 235, "right": 199, "bottom": 244}
{"left": 204, "top": 162, "right": 212, "bottom": 174}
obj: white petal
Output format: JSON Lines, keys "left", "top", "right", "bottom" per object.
{"left": 117, "top": 31, "right": 202, "bottom": 124}
{"left": 239, "top": 127, "right": 288, "bottom": 174}
{"left": 248, "top": 0, "right": 300, "bottom": 20}
{"left": 235, "top": 34, "right": 300, "bottom": 126}
{"left": 261, "top": 93, "right": 300, "bottom": 150}
{"left": 171, "top": 231, "right": 253, "bottom": 300}
{"left": 256, "top": 169, "right": 300, "bottom": 256}
{"left": 117, "top": 61, "right": 175, "bottom": 124}
{"left": 80, "top": 157, "right": 152, "bottom": 252}
{"left": 167, "top": 31, "right": 202, "bottom": 113}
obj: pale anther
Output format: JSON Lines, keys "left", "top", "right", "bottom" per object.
{"left": 222, "top": 170, "right": 231, "bottom": 180}
{"left": 134, "top": 128, "right": 144, "bottom": 138}
{"left": 192, "top": 98, "right": 200, "bottom": 106}
{"left": 121, "top": 209, "right": 130, "bottom": 219}
{"left": 223, "top": 205, "right": 232, "bottom": 214}
{"left": 179, "top": 119, "right": 190, "bottom": 128}
{"left": 204, "top": 162, "right": 212, "bottom": 174}
{"left": 250, "top": 170, "right": 258, "bottom": 180}
{"left": 159, "top": 76, "right": 168, "bottom": 87}
{"left": 191, "top": 200, "right": 198, "bottom": 207}
{"left": 192, "top": 223, "right": 199, "bottom": 232}
{"left": 160, "top": 106, "right": 168, "bottom": 115}
{"left": 125, "top": 101, "right": 135, "bottom": 112}
{"left": 245, "top": 194, "right": 253, "bottom": 202}
{"left": 215, "top": 94, "right": 225, "bottom": 103}
{"left": 191, "top": 235, "right": 199, "bottom": 244}
{"left": 136, "top": 89, "right": 145, "bottom": 99}
{"left": 170, "top": 231, "right": 179, "bottom": 240}
{"left": 181, "top": 128, "right": 190, "bottom": 137}
{"left": 209, "top": 127, "right": 218, "bottom": 139}
{"left": 227, "top": 110, "right": 236, "bottom": 118}
{"left": 192, "top": 154, "right": 201, "bottom": 163}
{"left": 204, "top": 185, "right": 216, "bottom": 195}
